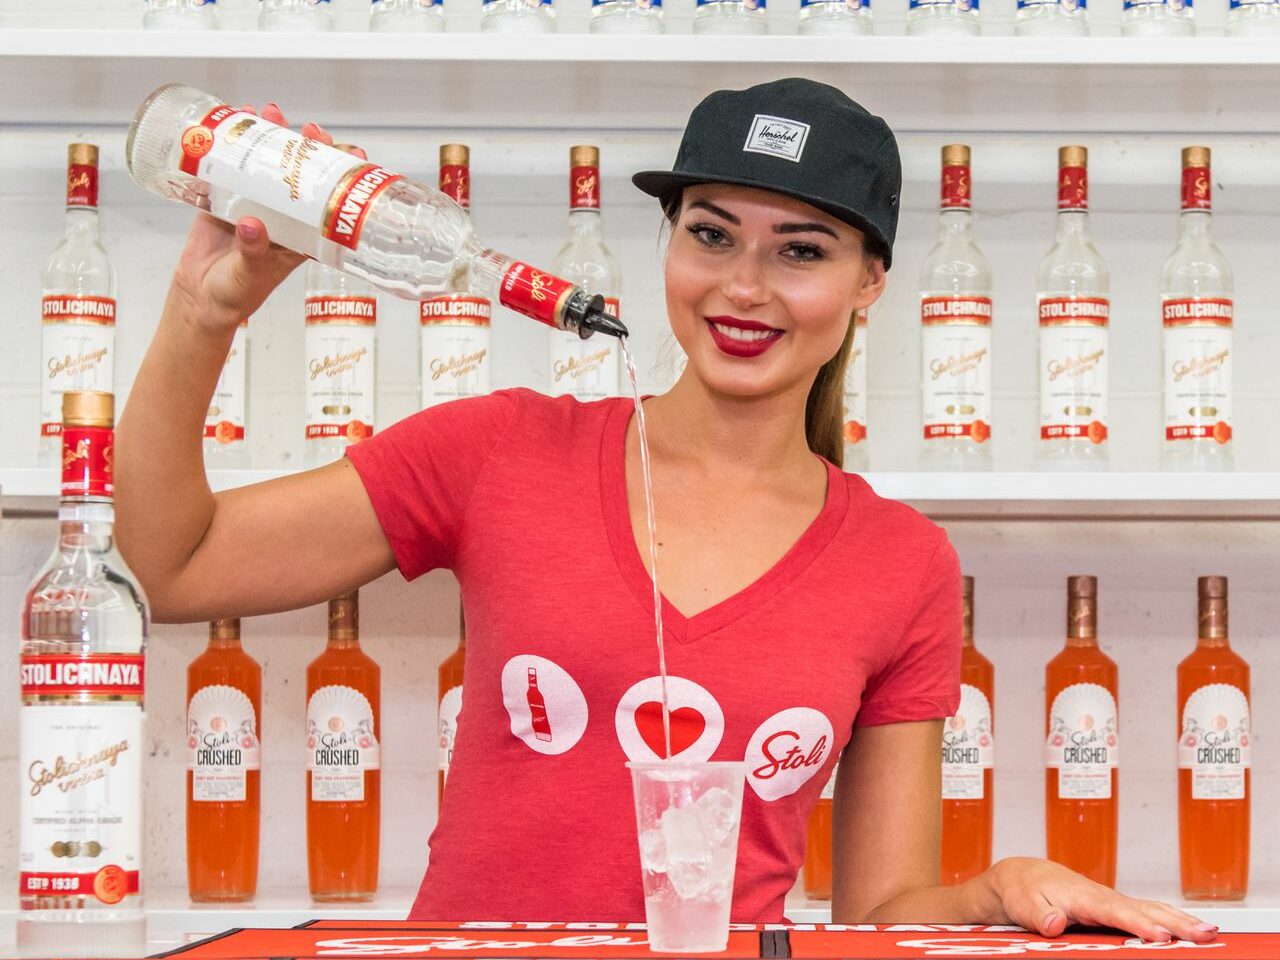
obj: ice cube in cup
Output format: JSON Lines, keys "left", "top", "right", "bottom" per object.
{"left": 694, "top": 786, "right": 739, "bottom": 845}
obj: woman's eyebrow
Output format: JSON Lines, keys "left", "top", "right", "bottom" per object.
{"left": 774, "top": 222, "right": 840, "bottom": 239}
{"left": 687, "top": 199, "right": 740, "bottom": 224}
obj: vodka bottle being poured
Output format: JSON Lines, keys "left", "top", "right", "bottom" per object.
{"left": 125, "top": 84, "right": 627, "bottom": 342}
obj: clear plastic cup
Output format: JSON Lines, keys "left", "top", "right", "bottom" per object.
{"left": 627, "top": 760, "right": 747, "bottom": 954}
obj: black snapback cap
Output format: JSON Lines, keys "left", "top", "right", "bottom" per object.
{"left": 633, "top": 77, "right": 902, "bottom": 269}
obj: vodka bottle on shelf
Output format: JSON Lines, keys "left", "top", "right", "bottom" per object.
{"left": 1037, "top": 146, "right": 1110, "bottom": 471}
{"left": 693, "top": 0, "right": 768, "bottom": 34}
{"left": 798, "top": 0, "right": 871, "bottom": 33}
{"left": 126, "top": 84, "right": 624, "bottom": 341}
{"left": 842, "top": 310, "right": 869, "bottom": 473}
{"left": 906, "top": 0, "right": 979, "bottom": 36}
{"left": 1122, "top": 0, "right": 1193, "bottom": 34}
{"left": 919, "top": 145, "right": 993, "bottom": 472}
{"left": 304, "top": 261, "right": 378, "bottom": 469}
{"left": 370, "top": 0, "right": 444, "bottom": 30}
{"left": 551, "top": 146, "right": 622, "bottom": 401}
{"left": 1161, "top": 147, "right": 1233, "bottom": 471}
{"left": 205, "top": 319, "right": 249, "bottom": 467}
{"left": 259, "top": 0, "right": 334, "bottom": 30}
{"left": 591, "top": 0, "right": 664, "bottom": 32}
{"left": 143, "top": 0, "right": 219, "bottom": 29}
{"left": 1227, "top": 0, "right": 1280, "bottom": 33}
{"left": 40, "top": 144, "right": 117, "bottom": 467}
{"left": 1015, "top": 0, "right": 1087, "bottom": 34}
{"left": 481, "top": 0, "right": 556, "bottom": 32}
{"left": 421, "top": 144, "right": 492, "bottom": 410}
{"left": 19, "top": 391, "right": 148, "bottom": 959}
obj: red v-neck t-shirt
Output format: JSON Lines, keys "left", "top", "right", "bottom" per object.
{"left": 346, "top": 388, "right": 962, "bottom": 922}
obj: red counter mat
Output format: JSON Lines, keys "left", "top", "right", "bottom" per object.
{"left": 298, "top": 920, "right": 651, "bottom": 930}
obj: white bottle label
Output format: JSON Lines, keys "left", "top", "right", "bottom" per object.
{"left": 819, "top": 767, "right": 837, "bottom": 801}
{"left": 307, "top": 684, "right": 380, "bottom": 803}
{"left": 420, "top": 296, "right": 492, "bottom": 409}
{"left": 304, "top": 297, "right": 377, "bottom": 444}
{"left": 921, "top": 296, "right": 993, "bottom": 444}
{"left": 40, "top": 296, "right": 116, "bottom": 438}
{"left": 438, "top": 684, "right": 463, "bottom": 781}
{"left": 187, "top": 684, "right": 260, "bottom": 803}
{"left": 942, "top": 683, "right": 995, "bottom": 801}
{"left": 1038, "top": 296, "right": 1110, "bottom": 444}
{"left": 843, "top": 314, "right": 868, "bottom": 448}
{"left": 206, "top": 322, "right": 248, "bottom": 445}
{"left": 1179, "top": 683, "right": 1250, "bottom": 801}
{"left": 1163, "top": 298, "right": 1233, "bottom": 445}
{"left": 550, "top": 297, "right": 621, "bottom": 400}
{"left": 19, "top": 703, "right": 143, "bottom": 904}
{"left": 1045, "top": 682, "right": 1118, "bottom": 800}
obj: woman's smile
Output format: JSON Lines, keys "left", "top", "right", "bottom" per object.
{"left": 705, "top": 315, "right": 786, "bottom": 358}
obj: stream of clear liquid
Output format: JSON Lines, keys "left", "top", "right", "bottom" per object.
{"left": 620, "top": 338, "right": 672, "bottom": 761}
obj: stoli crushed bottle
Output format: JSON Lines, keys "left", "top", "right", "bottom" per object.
{"left": 19, "top": 390, "right": 147, "bottom": 958}
{"left": 125, "top": 83, "right": 625, "bottom": 341}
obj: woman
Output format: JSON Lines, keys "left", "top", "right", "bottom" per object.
{"left": 116, "top": 78, "right": 1214, "bottom": 941}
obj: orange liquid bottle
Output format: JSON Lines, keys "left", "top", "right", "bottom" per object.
{"left": 941, "top": 575, "right": 995, "bottom": 885}
{"left": 438, "top": 603, "right": 465, "bottom": 807}
{"left": 186, "top": 618, "right": 261, "bottom": 902}
{"left": 306, "top": 591, "right": 380, "bottom": 901}
{"left": 1178, "top": 576, "right": 1250, "bottom": 900}
{"left": 1045, "top": 575, "right": 1118, "bottom": 887}
{"left": 802, "top": 771, "right": 835, "bottom": 900}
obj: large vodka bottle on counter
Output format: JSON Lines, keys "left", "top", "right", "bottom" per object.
{"left": 18, "top": 391, "right": 148, "bottom": 959}
{"left": 125, "top": 83, "right": 625, "bottom": 341}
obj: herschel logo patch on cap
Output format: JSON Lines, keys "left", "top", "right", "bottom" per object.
{"left": 743, "top": 114, "right": 810, "bottom": 163}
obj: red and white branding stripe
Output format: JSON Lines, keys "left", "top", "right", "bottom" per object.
{"left": 305, "top": 421, "right": 373, "bottom": 441}
{"left": 323, "top": 164, "right": 403, "bottom": 250}
{"left": 204, "top": 422, "right": 246, "bottom": 442}
{"left": 179, "top": 104, "right": 237, "bottom": 176}
{"left": 921, "top": 296, "right": 991, "bottom": 325}
{"left": 1039, "top": 297, "right": 1109, "bottom": 326}
{"left": 42, "top": 296, "right": 116, "bottom": 326}
{"left": 1168, "top": 424, "right": 1231, "bottom": 443}
{"left": 924, "top": 423, "right": 989, "bottom": 442}
{"left": 421, "top": 295, "right": 492, "bottom": 326}
{"left": 1163, "top": 297, "right": 1233, "bottom": 326}
{"left": 21, "top": 867, "right": 139, "bottom": 905}
{"left": 1041, "top": 423, "right": 1108, "bottom": 442}
{"left": 305, "top": 296, "right": 377, "bottom": 325}
{"left": 21, "top": 655, "right": 144, "bottom": 698}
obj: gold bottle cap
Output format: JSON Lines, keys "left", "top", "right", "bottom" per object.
{"left": 1067, "top": 574, "right": 1097, "bottom": 639}
{"left": 961, "top": 575, "right": 974, "bottom": 640}
{"left": 328, "top": 591, "right": 359, "bottom": 638}
{"left": 62, "top": 390, "right": 113, "bottom": 428}
{"left": 210, "top": 618, "right": 241, "bottom": 641}
{"left": 68, "top": 143, "right": 99, "bottom": 168}
{"left": 942, "top": 144, "right": 970, "bottom": 167}
{"left": 1059, "top": 145, "right": 1088, "bottom": 168}
{"left": 1182, "top": 146, "right": 1211, "bottom": 170}
{"left": 570, "top": 144, "right": 600, "bottom": 168}
{"left": 1199, "top": 575, "right": 1228, "bottom": 598}
{"left": 440, "top": 143, "right": 469, "bottom": 166}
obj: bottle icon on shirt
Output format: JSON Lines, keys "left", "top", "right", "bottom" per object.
{"left": 527, "top": 668, "right": 553, "bottom": 742}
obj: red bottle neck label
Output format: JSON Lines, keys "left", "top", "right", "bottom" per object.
{"left": 1058, "top": 166, "right": 1088, "bottom": 210}
{"left": 941, "top": 164, "right": 970, "bottom": 209}
{"left": 1183, "top": 166, "right": 1211, "bottom": 211}
{"left": 499, "top": 262, "right": 575, "bottom": 329}
{"left": 67, "top": 163, "right": 99, "bottom": 209}
{"left": 61, "top": 425, "right": 113, "bottom": 500}
{"left": 571, "top": 165, "right": 601, "bottom": 210}
{"left": 440, "top": 163, "right": 470, "bottom": 210}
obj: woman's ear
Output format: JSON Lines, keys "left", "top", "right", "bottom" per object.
{"left": 851, "top": 254, "right": 887, "bottom": 312}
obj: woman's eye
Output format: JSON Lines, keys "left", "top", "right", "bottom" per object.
{"left": 687, "top": 223, "right": 728, "bottom": 247}
{"left": 785, "top": 243, "right": 825, "bottom": 263}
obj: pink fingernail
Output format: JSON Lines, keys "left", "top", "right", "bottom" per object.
{"left": 265, "top": 102, "right": 280, "bottom": 113}
{"left": 354, "top": 148, "right": 368, "bottom": 159}
{"left": 1195, "top": 923, "right": 1218, "bottom": 933}
{"left": 238, "top": 220, "right": 261, "bottom": 241}
{"left": 1153, "top": 926, "right": 1173, "bottom": 942}
{"left": 1042, "top": 913, "right": 1061, "bottom": 930}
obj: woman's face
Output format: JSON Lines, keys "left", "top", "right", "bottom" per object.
{"left": 665, "top": 183, "right": 885, "bottom": 400}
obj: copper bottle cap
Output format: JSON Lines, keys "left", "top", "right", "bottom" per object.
{"left": 1182, "top": 146, "right": 1211, "bottom": 169}
{"left": 1059, "top": 145, "right": 1088, "bottom": 168}
{"left": 328, "top": 591, "right": 359, "bottom": 639}
{"left": 570, "top": 145, "right": 600, "bottom": 168}
{"left": 440, "top": 143, "right": 469, "bottom": 166}
{"left": 62, "top": 390, "right": 113, "bottom": 428}
{"left": 68, "top": 143, "right": 99, "bottom": 168}
{"left": 1067, "top": 575, "right": 1097, "bottom": 638}
{"left": 1198, "top": 575, "right": 1228, "bottom": 638}
{"left": 942, "top": 144, "right": 970, "bottom": 167}
{"left": 210, "top": 618, "right": 241, "bottom": 641}
{"left": 961, "top": 575, "right": 974, "bottom": 640}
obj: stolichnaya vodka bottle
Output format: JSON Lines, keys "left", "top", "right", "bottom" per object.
{"left": 19, "top": 391, "right": 148, "bottom": 959}
{"left": 842, "top": 310, "right": 869, "bottom": 472}
{"left": 421, "top": 145, "right": 491, "bottom": 410}
{"left": 907, "top": 0, "right": 979, "bottom": 35}
{"left": 481, "top": 0, "right": 555, "bottom": 31}
{"left": 919, "top": 145, "right": 993, "bottom": 472}
{"left": 125, "top": 84, "right": 624, "bottom": 341}
{"left": 591, "top": 0, "right": 664, "bottom": 31}
{"left": 144, "top": 0, "right": 218, "bottom": 29}
{"left": 551, "top": 146, "right": 621, "bottom": 401}
{"left": 1227, "top": 0, "right": 1280, "bottom": 33}
{"left": 799, "top": 0, "right": 871, "bottom": 32}
{"left": 304, "top": 260, "right": 377, "bottom": 468}
{"left": 1015, "top": 0, "right": 1087, "bottom": 34}
{"left": 1037, "top": 146, "right": 1110, "bottom": 471}
{"left": 693, "top": 0, "right": 767, "bottom": 33}
{"left": 259, "top": 0, "right": 334, "bottom": 30}
{"left": 1122, "top": 0, "right": 1193, "bottom": 33}
{"left": 40, "top": 144, "right": 117, "bottom": 467}
{"left": 1161, "top": 147, "right": 1233, "bottom": 471}
{"left": 370, "top": 0, "right": 444, "bottom": 29}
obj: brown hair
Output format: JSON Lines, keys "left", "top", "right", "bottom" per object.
{"left": 663, "top": 191, "right": 868, "bottom": 469}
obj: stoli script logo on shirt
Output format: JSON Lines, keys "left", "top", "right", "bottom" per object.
{"left": 743, "top": 115, "right": 811, "bottom": 163}
{"left": 744, "top": 707, "right": 834, "bottom": 801}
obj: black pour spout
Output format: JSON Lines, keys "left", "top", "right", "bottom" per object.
{"left": 564, "top": 290, "right": 629, "bottom": 340}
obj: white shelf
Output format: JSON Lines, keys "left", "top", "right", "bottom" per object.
{"left": 5, "top": 468, "right": 1279, "bottom": 519}
{"left": 4, "top": 32, "right": 1280, "bottom": 132}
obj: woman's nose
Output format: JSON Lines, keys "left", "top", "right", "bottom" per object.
{"left": 721, "top": 250, "right": 771, "bottom": 309}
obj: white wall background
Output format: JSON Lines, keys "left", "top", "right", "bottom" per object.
{"left": 3, "top": 0, "right": 1280, "bottom": 925}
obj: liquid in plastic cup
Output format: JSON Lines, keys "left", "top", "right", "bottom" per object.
{"left": 627, "top": 760, "right": 747, "bottom": 954}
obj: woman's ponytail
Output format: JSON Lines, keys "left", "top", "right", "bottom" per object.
{"left": 805, "top": 312, "right": 857, "bottom": 469}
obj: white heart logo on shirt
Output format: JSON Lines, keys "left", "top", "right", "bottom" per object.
{"left": 615, "top": 676, "right": 725, "bottom": 763}
{"left": 744, "top": 707, "right": 835, "bottom": 802}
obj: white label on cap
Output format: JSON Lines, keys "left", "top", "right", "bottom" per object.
{"left": 743, "top": 115, "right": 810, "bottom": 163}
